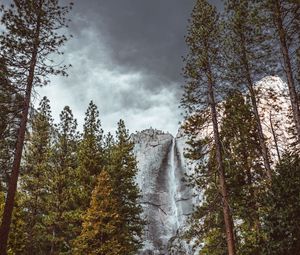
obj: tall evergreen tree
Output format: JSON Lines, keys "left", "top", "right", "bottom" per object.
{"left": 107, "top": 120, "right": 144, "bottom": 255}
{"left": 262, "top": 0, "right": 300, "bottom": 140}
{"left": 20, "top": 97, "right": 53, "bottom": 254}
{"left": 184, "top": 92, "right": 265, "bottom": 254}
{"left": 263, "top": 152, "right": 300, "bottom": 254}
{"left": 224, "top": 0, "right": 272, "bottom": 178}
{"left": 45, "top": 106, "right": 79, "bottom": 254}
{"left": 0, "top": 1, "right": 73, "bottom": 251}
{"left": 182, "top": 1, "right": 236, "bottom": 254}
{"left": 76, "top": 101, "right": 103, "bottom": 211}
{"left": 0, "top": 60, "right": 22, "bottom": 191}
{"left": 0, "top": 192, "right": 27, "bottom": 255}
{"left": 220, "top": 92, "right": 265, "bottom": 254}
{"left": 103, "top": 132, "right": 115, "bottom": 167}
{"left": 73, "top": 170, "right": 123, "bottom": 255}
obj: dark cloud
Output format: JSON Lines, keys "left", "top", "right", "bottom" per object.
{"left": 70, "top": 0, "right": 223, "bottom": 88}
{"left": 35, "top": 0, "right": 223, "bottom": 134}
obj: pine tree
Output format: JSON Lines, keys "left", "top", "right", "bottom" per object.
{"left": 223, "top": 0, "right": 272, "bottom": 178}
{"left": 6, "top": 193, "right": 27, "bottom": 255}
{"left": 184, "top": 92, "right": 265, "bottom": 254}
{"left": 0, "top": 192, "right": 27, "bottom": 255}
{"left": 262, "top": 0, "right": 300, "bottom": 141}
{"left": 263, "top": 152, "right": 300, "bottom": 254}
{"left": 184, "top": 147, "right": 228, "bottom": 255}
{"left": 73, "top": 170, "right": 124, "bottom": 255}
{"left": 20, "top": 97, "right": 53, "bottom": 254}
{"left": 76, "top": 101, "right": 103, "bottom": 211}
{"left": 103, "top": 132, "right": 115, "bottom": 167}
{"left": 107, "top": 120, "right": 144, "bottom": 255}
{"left": 220, "top": 92, "right": 265, "bottom": 254}
{"left": 0, "top": 1, "right": 73, "bottom": 251}
{"left": 0, "top": 60, "right": 22, "bottom": 191}
{"left": 181, "top": 1, "right": 236, "bottom": 253}
{"left": 45, "top": 106, "right": 79, "bottom": 254}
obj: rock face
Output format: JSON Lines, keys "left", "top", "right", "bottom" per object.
{"left": 130, "top": 77, "right": 292, "bottom": 254}
{"left": 131, "top": 129, "right": 194, "bottom": 255}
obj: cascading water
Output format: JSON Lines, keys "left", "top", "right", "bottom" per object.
{"left": 132, "top": 129, "right": 194, "bottom": 254}
{"left": 168, "top": 138, "right": 180, "bottom": 233}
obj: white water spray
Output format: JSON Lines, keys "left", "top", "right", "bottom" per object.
{"left": 169, "top": 138, "right": 180, "bottom": 233}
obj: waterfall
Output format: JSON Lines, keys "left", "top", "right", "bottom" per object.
{"left": 132, "top": 129, "right": 194, "bottom": 254}
{"left": 169, "top": 137, "right": 179, "bottom": 233}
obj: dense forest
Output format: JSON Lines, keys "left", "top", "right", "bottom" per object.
{"left": 181, "top": 0, "right": 300, "bottom": 255}
{"left": 0, "top": 0, "right": 300, "bottom": 255}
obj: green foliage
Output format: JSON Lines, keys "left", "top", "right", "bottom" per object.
{"left": 181, "top": 0, "right": 222, "bottom": 114}
{"left": 0, "top": 99, "right": 145, "bottom": 254}
{"left": 76, "top": 101, "right": 104, "bottom": 210}
{"left": 221, "top": 92, "right": 265, "bottom": 254}
{"left": 185, "top": 92, "right": 267, "bottom": 254}
{"left": 44, "top": 106, "right": 80, "bottom": 254}
{"left": 73, "top": 118, "right": 145, "bottom": 254}
{"left": 20, "top": 97, "right": 53, "bottom": 254}
{"left": 0, "top": 1, "right": 74, "bottom": 252}
{"left": 262, "top": 152, "right": 300, "bottom": 255}
{"left": 0, "top": 60, "right": 23, "bottom": 191}
{"left": 182, "top": 1, "right": 236, "bottom": 253}
{"left": 106, "top": 119, "right": 145, "bottom": 255}
{"left": 0, "top": 192, "right": 27, "bottom": 255}
{"left": 223, "top": 0, "right": 275, "bottom": 85}
{"left": 0, "top": 0, "right": 73, "bottom": 87}
{"left": 73, "top": 170, "right": 123, "bottom": 255}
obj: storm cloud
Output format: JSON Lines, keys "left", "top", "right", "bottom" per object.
{"left": 36, "top": 0, "right": 222, "bottom": 135}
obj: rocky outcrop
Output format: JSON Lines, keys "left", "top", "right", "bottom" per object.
{"left": 132, "top": 76, "right": 292, "bottom": 254}
{"left": 132, "top": 129, "right": 193, "bottom": 255}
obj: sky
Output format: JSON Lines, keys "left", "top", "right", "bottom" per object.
{"left": 35, "top": 0, "right": 222, "bottom": 135}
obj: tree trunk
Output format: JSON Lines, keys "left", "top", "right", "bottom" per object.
{"left": 0, "top": 7, "right": 41, "bottom": 254}
{"left": 239, "top": 29, "right": 272, "bottom": 179}
{"left": 0, "top": 75, "right": 34, "bottom": 255}
{"left": 207, "top": 65, "right": 236, "bottom": 255}
{"left": 248, "top": 85, "right": 272, "bottom": 179}
{"left": 273, "top": 0, "right": 300, "bottom": 141}
{"left": 270, "top": 111, "right": 281, "bottom": 163}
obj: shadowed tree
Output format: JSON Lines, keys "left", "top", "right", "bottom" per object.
{"left": 21, "top": 96, "right": 53, "bottom": 254}
{"left": 181, "top": 0, "right": 236, "bottom": 254}
{"left": 263, "top": 152, "right": 300, "bottom": 254}
{"left": 223, "top": 0, "right": 273, "bottom": 178}
{"left": 106, "top": 120, "right": 145, "bottom": 255}
{"left": 262, "top": 0, "right": 300, "bottom": 140}
{"left": 0, "top": 1, "right": 73, "bottom": 253}
{"left": 76, "top": 101, "right": 104, "bottom": 211}
{"left": 46, "top": 106, "right": 79, "bottom": 254}
{"left": 0, "top": 60, "right": 23, "bottom": 191}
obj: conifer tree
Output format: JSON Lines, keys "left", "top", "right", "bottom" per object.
{"left": 224, "top": 0, "right": 272, "bottom": 178}
{"left": 185, "top": 92, "right": 264, "bottom": 254}
{"left": 0, "top": 60, "right": 22, "bottom": 191}
{"left": 103, "top": 132, "right": 115, "bottom": 167}
{"left": 220, "top": 92, "right": 265, "bottom": 254}
{"left": 261, "top": 0, "right": 300, "bottom": 140}
{"left": 0, "top": 60, "right": 13, "bottom": 142}
{"left": 0, "top": 192, "right": 27, "bottom": 255}
{"left": 76, "top": 101, "right": 103, "bottom": 211}
{"left": 263, "top": 152, "right": 300, "bottom": 254}
{"left": 182, "top": 1, "right": 236, "bottom": 254}
{"left": 107, "top": 120, "right": 144, "bottom": 255}
{"left": 45, "top": 106, "right": 79, "bottom": 254}
{"left": 20, "top": 97, "right": 53, "bottom": 254}
{"left": 0, "top": 1, "right": 73, "bottom": 251}
{"left": 5, "top": 194, "right": 27, "bottom": 255}
{"left": 73, "top": 170, "right": 123, "bottom": 255}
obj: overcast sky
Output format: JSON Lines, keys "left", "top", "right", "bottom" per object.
{"left": 35, "top": 0, "right": 222, "bottom": 135}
